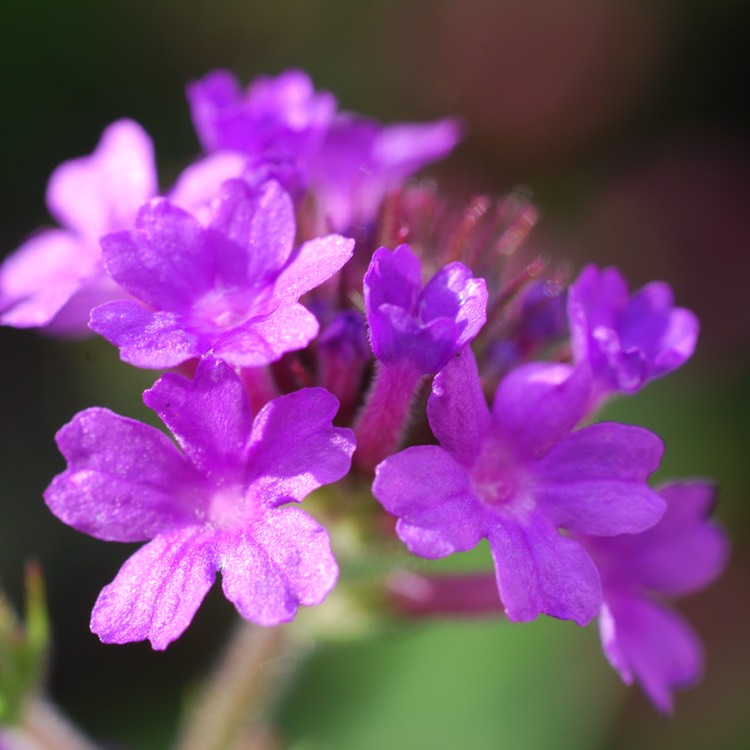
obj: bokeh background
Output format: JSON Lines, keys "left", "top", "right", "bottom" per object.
{"left": 1, "top": 1, "right": 749, "bottom": 748}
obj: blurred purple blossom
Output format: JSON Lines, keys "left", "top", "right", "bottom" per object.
{"left": 0, "top": 120, "right": 157, "bottom": 336}
{"left": 583, "top": 481, "right": 728, "bottom": 713}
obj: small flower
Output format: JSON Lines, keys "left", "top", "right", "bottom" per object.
{"left": 568, "top": 264, "right": 699, "bottom": 406}
{"left": 89, "top": 179, "right": 354, "bottom": 369}
{"left": 0, "top": 120, "right": 157, "bottom": 336}
{"left": 582, "top": 481, "right": 729, "bottom": 713}
{"left": 44, "top": 357, "right": 355, "bottom": 649}
{"left": 373, "top": 347, "right": 666, "bottom": 625}
{"left": 187, "top": 68, "right": 336, "bottom": 165}
{"left": 364, "top": 244, "right": 487, "bottom": 376}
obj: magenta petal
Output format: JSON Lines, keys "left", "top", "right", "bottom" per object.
{"left": 91, "top": 527, "right": 217, "bottom": 650}
{"left": 46, "top": 119, "right": 156, "bottom": 239}
{"left": 373, "top": 446, "right": 485, "bottom": 558}
{"left": 101, "top": 199, "right": 214, "bottom": 311}
{"left": 272, "top": 234, "right": 354, "bottom": 305}
{"left": 532, "top": 422, "right": 665, "bottom": 534}
{"left": 218, "top": 507, "right": 337, "bottom": 625}
{"left": 89, "top": 301, "right": 201, "bottom": 369}
{"left": 597, "top": 482, "right": 729, "bottom": 595}
{"left": 600, "top": 592, "right": 703, "bottom": 714}
{"left": 420, "top": 262, "right": 488, "bottom": 347}
{"left": 492, "top": 362, "right": 591, "bottom": 459}
{"left": 45, "top": 408, "right": 201, "bottom": 541}
{"left": 488, "top": 515, "right": 602, "bottom": 625}
{"left": 212, "top": 303, "right": 319, "bottom": 366}
{"left": 246, "top": 387, "right": 354, "bottom": 505}
{"left": 428, "top": 346, "right": 491, "bottom": 465}
{"left": 0, "top": 230, "right": 92, "bottom": 328}
{"left": 210, "top": 180, "right": 295, "bottom": 285}
{"left": 144, "top": 357, "right": 253, "bottom": 474}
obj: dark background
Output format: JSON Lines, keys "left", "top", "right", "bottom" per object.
{"left": 2, "top": 1, "right": 749, "bottom": 748}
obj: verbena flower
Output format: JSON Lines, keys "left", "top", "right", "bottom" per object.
{"left": 44, "top": 357, "right": 355, "bottom": 649}
{"left": 187, "top": 68, "right": 460, "bottom": 232}
{"left": 0, "top": 120, "right": 156, "bottom": 336}
{"left": 568, "top": 264, "right": 699, "bottom": 408}
{"left": 582, "top": 481, "right": 728, "bottom": 713}
{"left": 89, "top": 179, "right": 354, "bottom": 369}
{"left": 364, "top": 244, "right": 487, "bottom": 376}
{"left": 373, "top": 347, "right": 666, "bottom": 625}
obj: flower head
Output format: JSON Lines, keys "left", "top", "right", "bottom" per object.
{"left": 44, "top": 357, "right": 355, "bottom": 649}
{"left": 89, "top": 179, "right": 354, "bottom": 369}
{"left": 373, "top": 347, "right": 666, "bottom": 625}
{"left": 0, "top": 120, "right": 157, "bottom": 336}
{"left": 582, "top": 481, "right": 728, "bottom": 713}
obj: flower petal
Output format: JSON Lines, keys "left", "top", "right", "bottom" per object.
{"left": 488, "top": 514, "right": 602, "bottom": 625}
{"left": 373, "top": 445, "right": 485, "bottom": 558}
{"left": 532, "top": 422, "right": 665, "bottom": 535}
{"left": 599, "top": 592, "right": 703, "bottom": 714}
{"left": 492, "top": 361, "right": 591, "bottom": 460}
{"left": 427, "top": 346, "right": 491, "bottom": 465}
{"left": 245, "top": 387, "right": 355, "bottom": 505}
{"left": 45, "top": 408, "right": 202, "bottom": 542}
{"left": 46, "top": 119, "right": 156, "bottom": 239}
{"left": 212, "top": 303, "right": 319, "bottom": 366}
{"left": 89, "top": 300, "right": 201, "bottom": 369}
{"left": 143, "top": 357, "right": 253, "bottom": 474}
{"left": 91, "top": 526, "right": 217, "bottom": 650}
{"left": 218, "top": 507, "right": 337, "bottom": 625}
{"left": 101, "top": 199, "right": 215, "bottom": 312}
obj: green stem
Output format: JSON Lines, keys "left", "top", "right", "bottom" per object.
{"left": 173, "top": 621, "right": 298, "bottom": 750}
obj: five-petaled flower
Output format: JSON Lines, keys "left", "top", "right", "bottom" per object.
{"left": 373, "top": 347, "right": 667, "bottom": 626}
{"left": 44, "top": 357, "right": 355, "bottom": 649}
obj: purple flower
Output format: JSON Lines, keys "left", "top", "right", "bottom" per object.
{"left": 372, "top": 347, "right": 666, "bottom": 625}
{"left": 89, "top": 179, "right": 354, "bottom": 369}
{"left": 186, "top": 68, "right": 461, "bottom": 231}
{"left": 187, "top": 68, "right": 335, "bottom": 169}
{"left": 568, "top": 264, "right": 699, "bottom": 405}
{"left": 582, "top": 481, "right": 728, "bottom": 713}
{"left": 364, "top": 244, "right": 487, "bottom": 376}
{"left": 0, "top": 120, "right": 157, "bottom": 336}
{"left": 44, "top": 357, "right": 355, "bottom": 649}
{"left": 310, "top": 114, "right": 461, "bottom": 231}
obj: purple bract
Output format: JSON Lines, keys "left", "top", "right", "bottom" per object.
{"left": 89, "top": 179, "right": 354, "bottom": 369}
{"left": 373, "top": 347, "right": 666, "bottom": 626}
{"left": 44, "top": 357, "right": 355, "bottom": 649}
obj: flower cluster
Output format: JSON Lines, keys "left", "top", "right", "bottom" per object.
{"left": 1, "top": 68, "right": 727, "bottom": 712}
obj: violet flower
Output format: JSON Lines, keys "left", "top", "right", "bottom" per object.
{"left": 568, "top": 264, "right": 699, "bottom": 407}
{"left": 354, "top": 244, "right": 487, "bottom": 471}
{"left": 89, "top": 179, "right": 354, "bottom": 369}
{"left": 0, "top": 120, "right": 157, "bottom": 336}
{"left": 582, "top": 481, "right": 728, "bottom": 713}
{"left": 187, "top": 68, "right": 461, "bottom": 232}
{"left": 44, "top": 357, "right": 355, "bottom": 649}
{"left": 187, "top": 68, "right": 336, "bottom": 164}
{"left": 373, "top": 347, "right": 666, "bottom": 625}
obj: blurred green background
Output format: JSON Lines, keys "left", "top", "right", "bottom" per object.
{"left": 1, "top": 1, "right": 749, "bottom": 748}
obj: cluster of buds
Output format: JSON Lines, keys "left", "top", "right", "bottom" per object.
{"left": 0, "top": 68, "right": 727, "bottom": 715}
